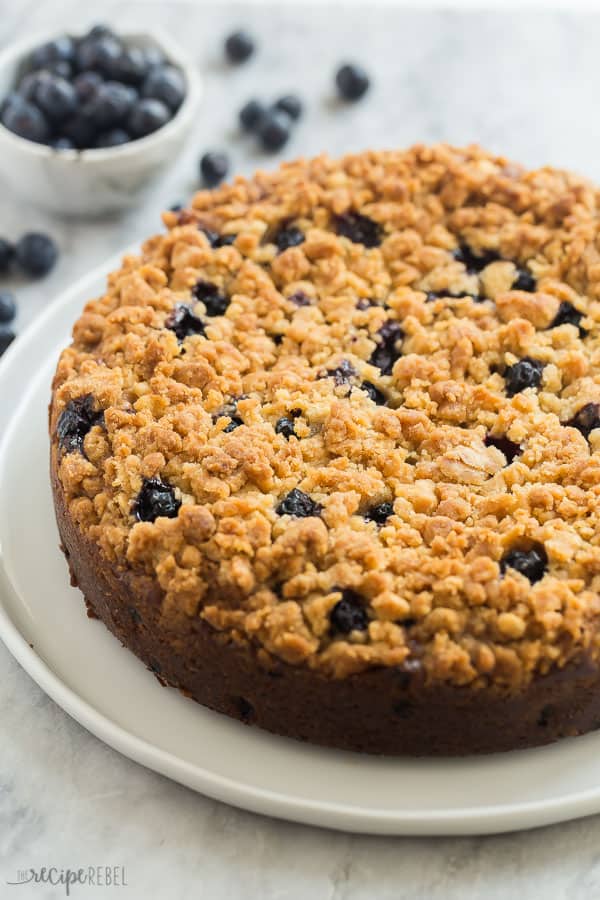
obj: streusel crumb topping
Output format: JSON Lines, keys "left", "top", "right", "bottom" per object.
{"left": 50, "top": 144, "right": 600, "bottom": 686}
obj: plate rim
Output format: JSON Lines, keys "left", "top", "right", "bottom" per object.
{"left": 2, "top": 248, "right": 600, "bottom": 836}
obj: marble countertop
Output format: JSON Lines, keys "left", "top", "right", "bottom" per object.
{"left": 3, "top": 2, "right": 600, "bottom": 897}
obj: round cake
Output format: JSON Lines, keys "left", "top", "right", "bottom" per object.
{"left": 50, "top": 144, "right": 600, "bottom": 756}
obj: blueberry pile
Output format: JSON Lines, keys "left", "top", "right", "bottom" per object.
{"left": 1, "top": 24, "right": 186, "bottom": 150}
{"left": 0, "top": 231, "right": 59, "bottom": 357}
{"left": 238, "top": 93, "right": 304, "bottom": 153}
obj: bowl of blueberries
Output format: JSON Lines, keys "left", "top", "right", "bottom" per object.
{"left": 0, "top": 23, "right": 201, "bottom": 215}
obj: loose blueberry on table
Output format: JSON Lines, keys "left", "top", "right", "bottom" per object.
{"left": 335, "top": 63, "right": 370, "bottom": 101}
{"left": 0, "top": 24, "right": 187, "bottom": 150}
{"left": 15, "top": 232, "right": 58, "bottom": 277}
{"left": 224, "top": 30, "right": 256, "bottom": 64}
{"left": 200, "top": 151, "right": 230, "bottom": 188}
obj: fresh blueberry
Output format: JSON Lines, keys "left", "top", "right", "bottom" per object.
{"left": 239, "top": 98, "right": 266, "bottom": 132}
{"left": 259, "top": 110, "right": 291, "bottom": 152}
{"left": 550, "top": 300, "right": 584, "bottom": 332}
{"left": 47, "top": 60, "right": 73, "bottom": 79}
{"left": 369, "top": 320, "right": 403, "bottom": 375}
{"left": 128, "top": 98, "right": 170, "bottom": 137}
{"left": 336, "top": 212, "right": 382, "bottom": 247}
{"left": 110, "top": 46, "right": 148, "bottom": 86}
{"left": 200, "top": 151, "right": 229, "bottom": 187}
{"left": 192, "top": 280, "right": 229, "bottom": 316}
{"left": 567, "top": 403, "right": 600, "bottom": 439}
{"left": 364, "top": 502, "right": 394, "bottom": 525}
{"left": 225, "top": 30, "right": 255, "bottom": 63}
{"left": 76, "top": 36, "right": 123, "bottom": 76}
{"left": 276, "top": 488, "right": 322, "bottom": 517}
{"left": 1, "top": 98, "right": 49, "bottom": 142}
{"left": 0, "top": 292, "right": 16, "bottom": 324}
{"left": 95, "top": 127, "right": 130, "bottom": 147}
{"left": 72, "top": 70, "right": 103, "bottom": 103}
{"left": 17, "top": 71, "right": 48, "bottom": 101}
{"left": 504, "top": 357, "right": 544, "bottom": 397}
{"left": 56, "top": 395, "right": 103, "bottom": 454}
{"left": 330, "top": 589, "right": 369, "bottom": 634}
{"left": 360, "top": 380, "right": 386, "bottom": 404}
{"left": 34, "top": 74, "right": 78, "bottom": 122}
{"left": 512, "top": 268, "right": 536, "bottom": 292}
{"left": 85, "top": 81, "right": 137, "bottom": 129}
{"left": 0, "top": 239, "right": 14, "bottom": 274}
{"left": 61, "top": 112, "right": 96, "bottom": 148}
{"left": 15, "top": 232, "right": 58, "bottom": 278}
{"left": 165, "top": 303, "right": 206, "bottom": 341}
{"left": 335, "top": 63, "right": 370, "bottom": 101}
{"left": 51, "top": 136, "right": 76, "bottom": 150}
{"left": 133, "top": 477, "right": 181, "bottom": 522}
{"left": 484, "top": 434, "right": 522, "bottom": 463}
{"left": 143, "top": 46, "right": 166, "bottom": 69}
{"left": 275, "top": 416, "right": 298, "bottom": 439}
{"left": 30, "top": 36, "right": 75, "bottom": 69}
{"left": 275, "top": 226, "right": 304, "bottom": 253}
{"left": 273, "top": 94, "right": 302, "bottom": 120}
{"left": 500, "top": 546, "right": 547, "bottom": 584}
{"left": 0, "top": 331, "right": 15, "bottom": 357}
{"left": 141, "top": 65, "right": 185, "bottom": 111}
{"left": 86, "top": 24, "right": 117, "bottom": 41}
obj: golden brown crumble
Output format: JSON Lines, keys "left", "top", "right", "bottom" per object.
{"left": 50, "top": 144, "right": 600, "bottom": 686}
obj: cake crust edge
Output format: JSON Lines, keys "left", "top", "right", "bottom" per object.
{"left": 51, "top": 443, "right": 600, "bottom": 756}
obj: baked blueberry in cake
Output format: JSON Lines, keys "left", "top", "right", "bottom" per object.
{"left": 50, "top": 144, "right": 600, "bottom": 755}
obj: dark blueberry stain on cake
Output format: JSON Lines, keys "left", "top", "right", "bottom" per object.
{"left": 275, "top": 416, "right": 298, "bottom": 439}
{"left": 364, "top": 501, "right": 394, "bottom": 525}
{"left": 335, "top": 212, "right": 383, "bottom": 248}
{"left": 504, "top": 357, "right": 544, "bottom": 397}
{"left": 199, "top": 226, "right": 220, "bottom": 245}
{"left": 149, "top": 659, "right": 162, "bottom": 674}
{"left": 356, "top": 298, "right": 375, "bottom": 310}
{"left": 276, "top": 488, "right": 322, "bottom": 517}
{"left": 369, "top": 320, "right": 404, "bottom": 375}
{"left": 223, "top": 416, "right": 243, "bottom": 432}
{"left": 56, "top": 394, "right": 104, "bottom": 454}
{"left": 500, "top": 545, "right": 547, "bottom": 584}
{"left": 550, "top": 300, "right": 585, "bottom": 334}
{"left": 288, "top": 290, "right": 312, "bottom": 307}
{"left": 165, "top": 303, "right": 206, "bottom": 341}
{"left": 128, "top": 606, "right": 142, "bottom": 624}
{"left": 484, "top": 434, "right": 522, "bottom": 464}
{"left": 453, "top": 243, "right": 500, "bottom": 273}
{"left": 537, "top": 705, "right": 554, "bottom": 727}
{"left": 392, "top": 700, "right": 414, "bottom": 719}
{"left": 323, "top": 358, "right": 356, "bottom": 385}
{"left": 330, "top": 589, "right": 369, "bottom": 634}
{"left": 275, "top": 226, "right": 305, "bottom": 253}
{"left": 235, "top": 696, "right": 256, "bottom": 723}
{"left": 425, "top": 290, "right": 480, "bottom": 303}
{"left": 193, "top": 279, "right": 230, "bottom": 317}
{"left": 213, "top": 233, "right": 237, "bottom": 247}
{"left": 134, "top": 477, "right": 181, "bottom": 522}
{"left": 512, "top": 267, "right": 536, "bottom": 292}
{"left": 360, "top": 380, "right": 387, "bottom": 404}
{"left": 567, "top": 403, "right": 600, "bottom": 438}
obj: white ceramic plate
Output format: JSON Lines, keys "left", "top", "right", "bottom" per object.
{"left": 3, "top": 251, "right": 600, "bottom": 837}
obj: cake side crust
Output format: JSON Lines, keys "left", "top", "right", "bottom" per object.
{"left": 52, "top": 449, "right": 600, "bottom": 756}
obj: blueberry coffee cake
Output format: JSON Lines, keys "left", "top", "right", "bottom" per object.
{"left": 50, "top": 144, "right": 600, "bottom": 755}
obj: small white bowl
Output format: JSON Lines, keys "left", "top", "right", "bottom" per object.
{"left": 0, "top": 29, "right": 202, "bottom": 216}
